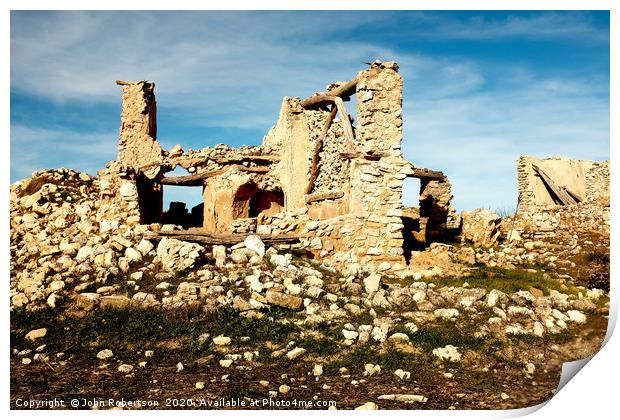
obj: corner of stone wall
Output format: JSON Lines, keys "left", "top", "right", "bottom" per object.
{"left": 585, "top": 161, "right": 610, "bottom": 206}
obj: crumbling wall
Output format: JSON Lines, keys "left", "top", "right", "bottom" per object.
{"left": 307, "top": 109, "right": 350, "bottom": 195}
{"left": 104, "top": 61, "right": 457, "bottom": 276}
{"left": 511, "top": 156, "right": 610, "bottom": 242}
{"left": 264, "top": 98, "right": 312, "bottom": 211}
{"left": 419, "top": 177, "right": 459, "bottom": 242}
{"left": 117, "top": 81, "right": 163, "bottom": 179}
{"left": 349, "top": 62, "right": 407, "bottom": 264}
{"left": 288, "top": 62, "right": 411, "bottom": 273}
{"left": 203, "top": 171, "right": 256, "bottom": 234}
{"left": 97, "top": 161, "right": 142, "bottom": 233}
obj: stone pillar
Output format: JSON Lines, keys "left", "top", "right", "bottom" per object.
{"left": 350, "top": 61, "right": 407, "bottom": 266}
{"left": 117, "top": 81, "right": 163, "bottom": 178}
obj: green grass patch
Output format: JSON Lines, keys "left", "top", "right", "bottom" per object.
{"left": 426, "top": 266, "right": 571, "bottom": 296}
{"left": 410, "top": 321, "right": 491, "bottom": 353}
{"left": 295, "top": 336, "right": 341, "bottom": 357}
{"left": 11, "top": 304, "right": 299, "bottom": 366}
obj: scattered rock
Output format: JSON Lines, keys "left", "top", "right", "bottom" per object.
{"left": 265, "top": 289, "right": 303, "bottom": 310}
{"left": 118, "top": 364, "right": 133, "bottom": 373}
{"left": 432, "top": 345, "right": 461, "bottom": 362}
{"left": 567, "top": 310, "right": 587, "bottom": 324}
{"left": 213, "top": 336, "right": 232, "bottom": 346}
{"left": 286, "top": 347, "right": 306, "bottom": 360}
{"left": 363, "top": 273, "right": 382, "bottom": 294}
{"left": 355, "top": 402, "right": 378, "bottom": 410}
{"left": 25, "top": 328, "right": 47, "bottom": 341}
{"left": 97, "top": 349, "right": 114, "bottom": 360}
{"left": 244, "top": 235, "right": 265, "bottom": 257}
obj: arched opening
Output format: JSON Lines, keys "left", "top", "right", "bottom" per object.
{"left": 233, "top": 183, "right": 285, "bottom": 220}
{"left": 249, "top": 189, "right": 285, "bottom": 218}
{"left": 232, "top": 182, "right": 259, "bottom": 220}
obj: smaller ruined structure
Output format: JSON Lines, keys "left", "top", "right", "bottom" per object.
{"left": 517, "top": 156, "right": 610, "bottom": 213}
{"left": 100, "top": 61, "right": 458, "bottom": 275}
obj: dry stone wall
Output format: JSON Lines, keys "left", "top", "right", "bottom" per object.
{"left": 585, "top": 161, "right": 610, "bottom": 206}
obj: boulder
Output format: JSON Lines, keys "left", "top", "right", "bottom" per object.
{"left": 265, "top": 289, "right": 303, "bottom": 310}
{"left": 460, "top": 209, "right": 502, "bottom": 247}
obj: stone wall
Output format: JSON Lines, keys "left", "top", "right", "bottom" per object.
{"left": 97, "top": 162, "right": 142, "bottom": 232}
{"left": 585, "top": 161, "right": 610, "bottom": 206}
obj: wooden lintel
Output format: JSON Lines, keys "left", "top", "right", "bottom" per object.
{"left": 411, "top": 167, "right": 445, "bottom": 180}
{"left": 214, "top": 154, "right": 280, "bottom": 164}
{"left": 305, "top": 190, "right": 345, "bottom": 204}
{"left": 339, "top": 151, "right": 384, "bottom": 161}
{"left": 143, "top": 230, "right": 299, "bottom": 245}
{"left": 161, "top": 165, "right": 270, "bottom": 186}
{"left": 301, "top": 77, "right": 359, "bottom": 109}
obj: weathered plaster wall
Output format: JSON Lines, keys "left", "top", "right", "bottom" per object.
{"left": 264, "top": 98, "right": 313, "bottom": 212}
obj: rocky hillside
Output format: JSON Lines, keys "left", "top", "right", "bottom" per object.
{"left": 10, "top": 169, "right": 610, "bottom": 410}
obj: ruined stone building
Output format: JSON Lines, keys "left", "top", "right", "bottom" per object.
{"left": 98, "top": 61, "right": 458, "bottom": 275}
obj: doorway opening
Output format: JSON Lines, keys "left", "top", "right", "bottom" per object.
{"left": 401, "top": 177, "right": 425, "bottom": 264}
{"left": 162, "top": 166, "right": 204, "bottom": 228}
{"left": 233, "top": 182, "right": 285, "bottom": 220}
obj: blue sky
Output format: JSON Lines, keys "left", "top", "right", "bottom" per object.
{"left": 10, "top": 11, "right": 610, "bottom": 211}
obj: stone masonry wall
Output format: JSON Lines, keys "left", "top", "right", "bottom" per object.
{"left": 585, "top": 161, "right": 610, "bottom": 206}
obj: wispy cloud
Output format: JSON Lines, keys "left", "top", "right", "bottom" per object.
{"left": 402, "top": 11, "right": 609, "bottom": 42}
{"left": 10, "top": 125, "right": 117, "bottom": 181}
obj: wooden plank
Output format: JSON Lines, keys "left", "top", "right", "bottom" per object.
{"left": 305, "top": 106, "right": 338, "bottom": 195}
{"left": 138, "top": 155, "right": 280, "bottom": 173}
{"left": 300, "top": 77, "right": 358, "bottom": 108}
{"left": 143, "top": 230, "right": 299, "bottom": 245}
{"left": 161, "top": 165, "right": 270, "bottom": 186}
{"left": 532, "top": 164, "right": 578, "bottom": 205}
{"left": 339, "top": 151, "right": 384, "bottom": 161}
{"left": 333, "top": 97, "right": 355, "bottom": 149}
{"left": 411, "top": 167, "right": 445, "bottom": 180}
{"left": 563, "top": 186, "right": 583, "bottom": 203}
{"left": 214, "top": 154, "right": 280, "bottom": 164}
{"left": 305, "top": 190, "right": 345, "bottom": 204}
